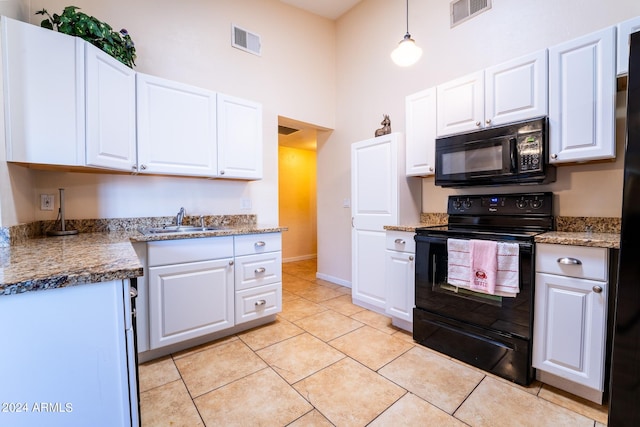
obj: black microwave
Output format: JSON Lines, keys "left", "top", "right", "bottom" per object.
{"left": 434, "top": 117, "right": 556, "bottom": 187}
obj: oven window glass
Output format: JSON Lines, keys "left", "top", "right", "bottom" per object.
{"left": 441, "top": 145, "right": 502, "bottom": 174}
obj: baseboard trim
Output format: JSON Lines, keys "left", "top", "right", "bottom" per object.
{"left": 316, "top": 272, "right": 351, "bottom": 288}
{"left": 283, "top": 254, "right": 317, "bottom": 263}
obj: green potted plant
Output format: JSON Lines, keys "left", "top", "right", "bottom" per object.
{"left": 36, "top": 6, "right": 136, "bottom": 68}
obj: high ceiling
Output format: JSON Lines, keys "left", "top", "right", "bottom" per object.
{"left": 278, "top": 0, "right": 362, "bottom": 20}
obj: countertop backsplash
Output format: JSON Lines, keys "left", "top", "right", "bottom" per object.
{"left": 1, "top": 214, "right": 258, "bottom": 247}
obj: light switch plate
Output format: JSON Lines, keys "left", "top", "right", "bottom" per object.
{"left": 40, "top": 194, "right": 54, "bottom": 211}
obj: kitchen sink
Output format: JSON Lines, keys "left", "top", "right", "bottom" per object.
{"left": 138, "top": 225, "right": 231, "bottom": 235}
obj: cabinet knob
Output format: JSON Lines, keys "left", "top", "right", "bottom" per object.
{"left": 140, "top": 164, "right": 147, "bottom": 170}
{"left": 551, "top": 154, "right": 558, "bottom": 160}
{"left": 220, "top": 170, "right": 225, "bottom": 175}
{"left": 229, "top": 260, "right": 234, "bottom": 266}
{"left": 485, "top": 119, "right": 492, "bottom": 125}
{"left": 475, "top": 121, "right": 481, "bottom": 127}
{"left": 129, "top": 288, "right": 138, "bottom": 298}
{"left": 409, "top": 256, "right": 414, "bottom": 261}
{"left": 557, "top": 257, "right": 582, "bottom": 265}
{"left": 255, "top": 267, "right": 266, "bottom": 274}
{"left": 131, "top": 165, "right": 138, "bottom": 171}
{"left": 592, "top": 285, "right": 603, "bottom": 294}
{"left": 394, "top": 239, "right": 406, "bottom": 245}
{"left": 255, "top": 241, "right": 266, "bottom": 247}
{"left": 255, "top": 299, "right": 266, "bottom": 307}
{"left": 429, "top": 166, "right": 434, "bottom": 172}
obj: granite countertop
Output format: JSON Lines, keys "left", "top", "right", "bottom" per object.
{"left": 534, "top": 231, "right": 620, "bottom": 249}
{"left": 0, "top": 225, "right": 287, "bottom": 296}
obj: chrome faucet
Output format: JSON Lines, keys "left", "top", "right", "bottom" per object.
{"left": 176, "top": 207, "right": 185, "bottom": 227}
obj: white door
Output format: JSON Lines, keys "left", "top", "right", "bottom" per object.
{"left": 351, "top": 134, "right": 398, "bottom": 309}
{"left": 149, "top": 258, "right": 234, "bottom": 349}
{"left": 405, "top": 88, "right": 436, "bottom": 176}
{"left": 533, "top": 272, "right": 607, "bottom": 390}
{"left": 85, "top": 42, "right": 137, "bottom": 171}
{"left": 548, "top": 26, "right": 616, "bottom": 163}
{"left": 2, "top": 16, "right": 85, "bottom": 166}
{"left": 385, "top": 250, "right": 415, "bottom": 322}
{"left": 436, "top": 70, "right": 484, "bottom": 136}
{"left": 217, "top": 93, "right": 263, "bottom": 179}
{"left": 136, "top": 72, "right": 218, "bottom": 176}
{"left": 485, "top": 49, "right": 548, "bottom": 126}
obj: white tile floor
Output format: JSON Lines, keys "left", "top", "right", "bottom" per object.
{"left": 139, "top": 258, "right": 609, "bottom": 426}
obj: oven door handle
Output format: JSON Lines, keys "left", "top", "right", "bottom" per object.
{"left": 557, "top": 257, "right": 582, "bottom": 265}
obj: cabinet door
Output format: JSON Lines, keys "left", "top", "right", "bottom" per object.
{"left": 216, "top": 93, "right": 263, "bottom": 179}
{"left": 85, "top": 42, "right": 137, "bottom": 171}
{"left": 485, "top": 49, "right": 548, "bottom": 126}
{"left": 136, "top": 72, "right": 217, "bottom": 176}
{"left": 2, "top": 16, "right": 85, "bottom": 166}
{"left": 436, "top": 70, "right": 484, "bottom": 136}
{"left": 148, "top": 258, "right": 234, "bottom": 349}
{"left": 351, "top": 134, "right": 400, "bottom": 309}
{"left": 548, "top": 27, "right": 616, "bottom": 163}
{"left": 533, "top": 272, "right": 607, "bottom": 390}
{"left": 405, "top": 88, "right": 436, "bottom": 176}
{"left": 617, "top": 16, "right": 640, "bottom": 75}
{"left": 385, "top": 249, "right": 415, "bottom": 322}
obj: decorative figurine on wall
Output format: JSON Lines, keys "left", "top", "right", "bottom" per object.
{"left": 374, "top": 114, "right": 391, "bottom": 137}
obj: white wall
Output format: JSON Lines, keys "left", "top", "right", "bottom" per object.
{"left": 2, "top": 0, "right": 336, "bottom": 226}
{"left": 317, "top": 0, "right": 640, "bottom": 284}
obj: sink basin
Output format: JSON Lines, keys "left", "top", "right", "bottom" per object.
{"left": 139, "top": 225, "right": 230, "bottom": 235}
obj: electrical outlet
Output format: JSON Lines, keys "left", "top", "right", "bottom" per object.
{"left": 241, "top": 198, "right": 252, "bottom": 210}
{"left": 40, "top": 194, "right": 54, "bottom": 211}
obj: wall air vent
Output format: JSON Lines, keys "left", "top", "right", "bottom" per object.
{"left": 231, "top": 24, "right": 262, "bottom": 56}
{"left": 278, "top": 125, "right": 299, "bottom": 135}
{"left": 450, "top": 0, "right": 491, "bottom": 28}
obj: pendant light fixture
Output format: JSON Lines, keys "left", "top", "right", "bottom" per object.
{"left": 391, "top": 0, "right": 423, "bottom": 67}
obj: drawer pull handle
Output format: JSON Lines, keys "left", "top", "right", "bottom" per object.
{"left": 255, "top": 267, "right": 266, "bottom": 274}
{"left": 255, "top": 241, "right": 266, "bottom": 247}
{"left": 255, "top": 299, "right": 266, "bottom": 307}
{"left": 592, "top": 285, "right": 603, "bottom": 294}
{"left": 394, "top": 239, "right": 406, "bottom": 245}
{"left": 557, "top": 257, "right": 582, "bottom": 265}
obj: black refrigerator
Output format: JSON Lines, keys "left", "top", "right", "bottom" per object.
{"left": 609, "top": 30, "right": 640, "bottom": 426}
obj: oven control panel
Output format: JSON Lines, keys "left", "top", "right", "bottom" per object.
{"left": 448, "top": 192, "right": 553, "bottom": 216}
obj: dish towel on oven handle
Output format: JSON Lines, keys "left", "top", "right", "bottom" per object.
{"left": 470, "top": 239, "right": 498, "bottom": 294}
{"left": 446, "top": 238, "right": 520, "bottom": 297}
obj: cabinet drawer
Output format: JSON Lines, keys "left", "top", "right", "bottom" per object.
{"left": 385, "top": 231, "right": 416, "bottom": 253}
{"left": 235, "top": 251, "right": 282, "bottom": 291}
{"left": 147, "top": 236, "right": 234, "bottom": 267}
{"left": 234, "top": 233, "right": 282, "bottom": 256}
{"left": 235, "top": 283, "right": 281, "bottom": 324}
{"left": 536, "top": 243, "right": 608, "bottom": 281}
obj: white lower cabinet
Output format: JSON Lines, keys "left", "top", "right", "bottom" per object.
{"left": 234, "top": 233, "right": 283, "bottom": 324}
{"left": 533, "top": 243, "right": 609, "bottom": 403}
{"left": 385, "top": 231, "right": 415, "bottom": 332}
{"left": 142, "top": 232, "right": 282, "bottom": 355}
{"left": 147, "top": 237, "right": 234, "bottom": 349}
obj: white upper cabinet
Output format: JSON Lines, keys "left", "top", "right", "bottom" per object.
{"left": 436, "top": 70, "right": 484, "bottom": 136}
{"left": 405, "top": 88, "right": 436, "bottom": 176}
{"left": 485, "top": 49, "right": 548, "bottom": 126}
{"left": 548, "top": 26, "right": 616, "bottom": 163}
{"left": 85, "top": 42, "right": 137, "bottom": 171}
{"left": 216, "top": 93, "right": 263, "bottom": 179}
{"left": 436, "top": 49, "right": 547, "bottom": 137}
{"left": 617, "top": 16, "right": 640, "bottom": 75}
{"left": 2, "top": 16, "right": 85, "bottom": 166}
{"left": 136, "top": 72, "right": 218, "bottom": 177}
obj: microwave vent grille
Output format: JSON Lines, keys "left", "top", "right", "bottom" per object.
{"left": 450, "top": 0, "right": 492, "bottom": 28}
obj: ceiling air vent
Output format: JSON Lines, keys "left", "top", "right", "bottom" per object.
{"left": 450, "top": 0, "right": 491, "bottom": 28}
{"left": 278, "top": 125, "right": 299, "bottom": 135}
{"left": 232, "top": 24, "right": 261, "bottom": 56}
